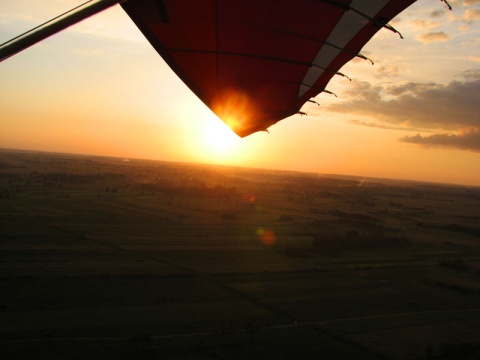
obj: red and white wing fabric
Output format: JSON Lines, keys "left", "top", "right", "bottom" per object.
{"left": 122, "top": 0, "right": 415, "bottom": 137}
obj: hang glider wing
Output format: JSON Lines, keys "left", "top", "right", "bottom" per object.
{"left": 121, "top": 0, "right": 416, "bottom": 137}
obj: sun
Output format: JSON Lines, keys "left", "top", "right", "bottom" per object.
{"left": 201, "top": 116, "right": 241, "bottom": 159}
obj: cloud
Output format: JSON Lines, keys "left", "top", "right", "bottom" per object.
{"left": 348, "top": 120, "right": 437, "bottom": 133}
{"left": 444, "top": 5, "right": 480, "bottom": 29}
{"left": 461, "top": 69, "right": 480, "bottom": 79}
{"left": 417, "top": 31, "right": 450, "bottom": 43}
{"left": 326, "top": 70, "right": 480, "bottom": 152}
{"left": 349, "top": 120, "right": 406, "bottom": 131}
{"left": 326, "top": 74, "right": 480, "bottom": 131}
{"left": 464, "top": 0, "right": 480, "bottom": 5}
{"left": 411, "top": 20, "right": 441, "bottom": 29}
{"left": 430, "top": 9, "right": 445, "bottom": 18}
{"left": 400, "top": 130, "right": 480, "bottom": 152}
{"left": 376, "top": 64, "right": 399, "bottom": 78}
{"left": 384, "top": 82, "right": 440, "bottom": 97}
{"left": 463, "top": 8, "right": 480, "bottom": 23}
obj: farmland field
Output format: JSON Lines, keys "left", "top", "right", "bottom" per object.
{"left": 1, "top": 149, "right": 479, "bottom": 359}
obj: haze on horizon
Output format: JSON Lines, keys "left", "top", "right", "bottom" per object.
{"left": 1, "top": 0, "right": 479, "bottom": 186}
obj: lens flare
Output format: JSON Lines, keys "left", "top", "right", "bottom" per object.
{"left": 242, "top": 193, "right": 256, "bottom": 203}
{"left": 256, "top": 228, "right": 277, "bottom": 246}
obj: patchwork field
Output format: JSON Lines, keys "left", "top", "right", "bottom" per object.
{"left": 1, "top": 149, "right": 479, "bottom": 359}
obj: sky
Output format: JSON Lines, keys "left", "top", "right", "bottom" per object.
{"left": 1, "top": 0, "right": 479, "bottom": 186}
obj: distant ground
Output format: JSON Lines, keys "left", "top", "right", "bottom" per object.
{"left": 1, "top": 149, "right": 479, "bottom": 359}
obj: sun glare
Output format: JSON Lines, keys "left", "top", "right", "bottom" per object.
{"left": 201, "top": 117, "right": 241, "bottom": 160}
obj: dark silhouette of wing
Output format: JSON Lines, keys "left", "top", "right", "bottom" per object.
{"left": 122, "top": 0, "right": 416, "bottom": 137}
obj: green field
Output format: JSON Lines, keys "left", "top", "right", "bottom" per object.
{"left": 1, "top": 149, "right": 479, "bottom": 359}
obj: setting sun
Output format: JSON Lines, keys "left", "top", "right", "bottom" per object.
{"left": 200, "top": 116, "right": 241, "bottom": 159}
{"left": 1, "top": 0, "right": 479, "bottom": 187}
{"left": 1, "top": 0, "right": 480, "bottom": 357}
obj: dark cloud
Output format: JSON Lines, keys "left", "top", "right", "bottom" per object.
{"left": 384, "top": 82, "right": 440, "bottom": 97}
{"left": 400, "top": 130, "right": 480, "bottom": 152}
{"left": 326, "top": 75, "right": 480, "bottom": 131}
{"left": 326, "top": 71, "right": 480, "bottom": 152}
{"left": 460, "top": 69, "right": 480, "bottom": 80}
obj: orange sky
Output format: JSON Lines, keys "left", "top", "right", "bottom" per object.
{"left": 1, "top": 1, "right": 479, "bottom": 186}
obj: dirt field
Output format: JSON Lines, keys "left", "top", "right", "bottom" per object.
{"left": 1, "top": 149, "right": 479, "bottom": 359}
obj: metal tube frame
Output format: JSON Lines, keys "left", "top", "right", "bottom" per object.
{"left": 0, "top": 0, "right": 126, "bottom": 62}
